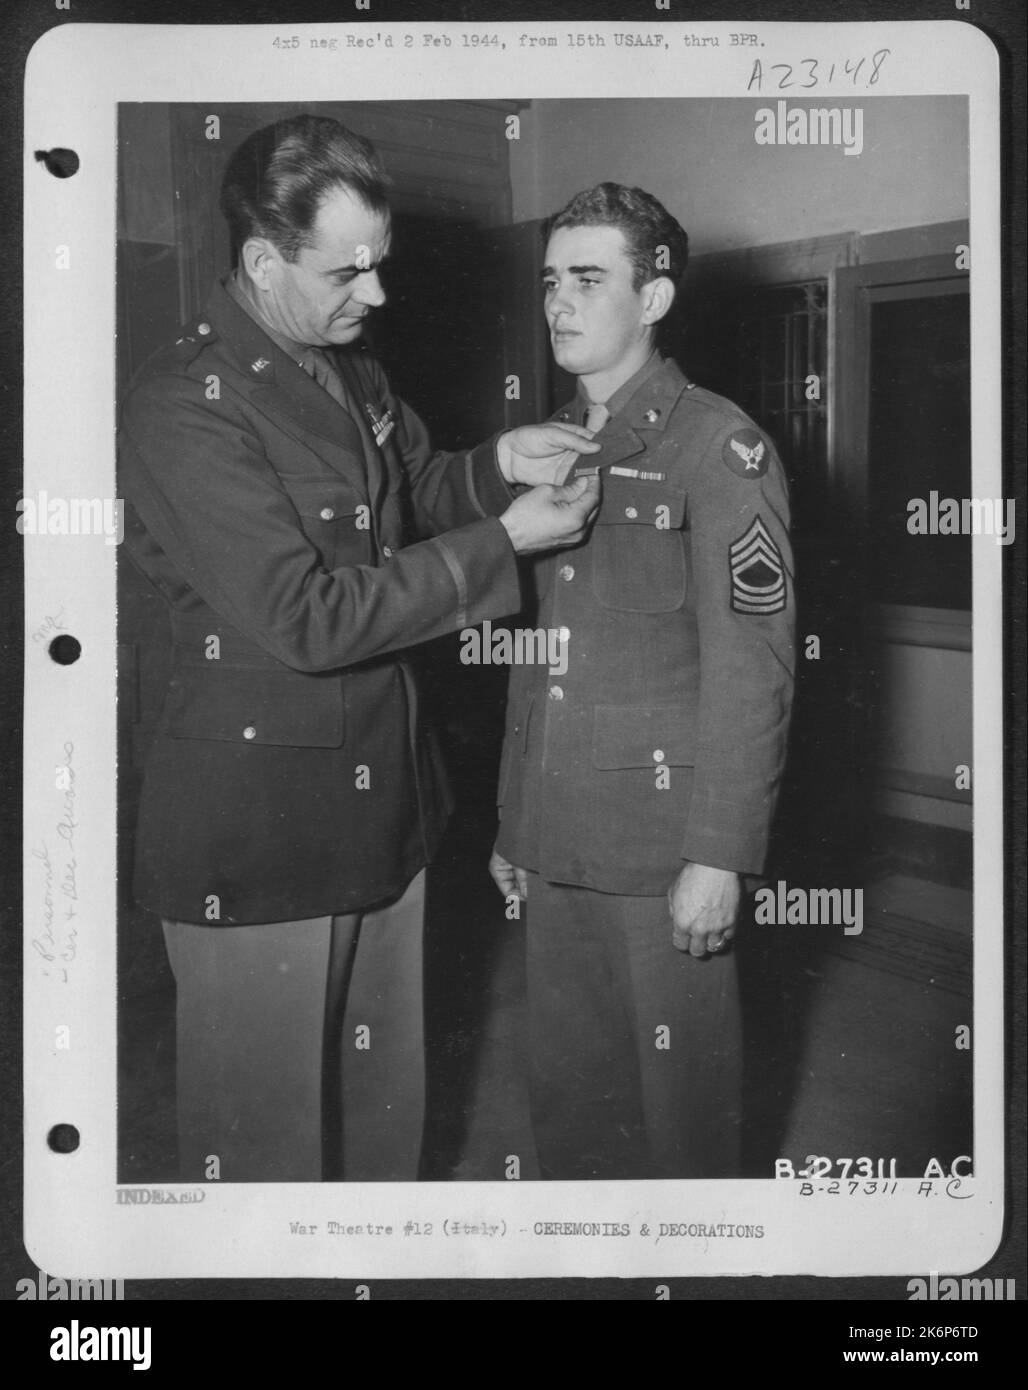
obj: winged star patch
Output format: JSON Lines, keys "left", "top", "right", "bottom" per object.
{"left": 730, "top": 515, "right": 786, "bottom": 615}
{"left": 723, "top": 427, "right": 769, "bottom": 478}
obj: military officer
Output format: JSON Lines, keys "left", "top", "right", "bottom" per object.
{"left": 489, "top": 183, "right": 795, "bottom": 1180}
{"left": 118, "top": 115, "right": 600, "bottom": 1183}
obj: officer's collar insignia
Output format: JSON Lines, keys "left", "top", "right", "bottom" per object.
{"left": 250, "top": 357, "right": 272, "bottom": 376}
{"left": 364, "top": 401, "right": 395, "bottom": 448}
{"left": 642, "top": 408, "right": 661, "bottom": 424}
{"left": 723, "top": 428, "right": 769, "bottom": 478}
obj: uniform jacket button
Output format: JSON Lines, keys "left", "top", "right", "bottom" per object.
{"left": 548, "top": 685, "right": 564, "bottom": 701}
{"left": 557, "top": 626, "right": 570, "bottom": 643}
{"left": 625, "top": 506, "right": 638, "bottom": 519}
{"left": 382, "top": 545, "right": 393, "bottom": 557}
{"left": 243, "top": 725, "right": 257, "bottom": 740}
{"left": 653, "top": 749, "right": 665, "bottom": 763}
{"left": 320, "top": 507, "right": 335, "bottom": 520}
{"left": 196, "top": 322, "right": 211, "bottom": 336}
{"left": 560, "top": 564, "right": 575, "bottom": 581}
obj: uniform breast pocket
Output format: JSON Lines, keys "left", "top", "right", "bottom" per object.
{"left": 278, "top": 472, "right": 373, "bottom": 567}
{"left": 590, "top": 479, "right": 688, "bottom": 612}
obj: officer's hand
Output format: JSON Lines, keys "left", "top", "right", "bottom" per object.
{"left": 497, "top": 424, "right": 601, "bottom": 487}
{"left": 668, "top": 863, "right": 741, "bottom": 958}
{"left": 499, "top": 473, "right": 601, "bottom": 555}
{"left": 489, "top": 848, "right": 529, "bottom": 900}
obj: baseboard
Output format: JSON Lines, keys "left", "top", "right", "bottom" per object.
{"left": 868, "top": 814, "right": 972, "bottom": 890}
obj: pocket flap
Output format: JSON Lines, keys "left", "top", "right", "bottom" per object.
{"left": 594, "top": 475, "right": 687, "bottom": 529}
{"left": 592, "top": 704, "right": 695, "bottom": 769}
{"left": 278, "top": 472, "right": 366, "bottom": 521}
{"left": 163, "top": 668, "right": 345, "bottom": 748}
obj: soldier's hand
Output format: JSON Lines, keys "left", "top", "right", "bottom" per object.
{"left": 668, "top": 863, "right": 741, "bottom": 958}
{"left": 489, "top": 848, "right": 529, "bottom": 901}
{"left": 497, "top": 424, "right": 601, "bottom": 487}
{"left": 499, "top": 473, "right": 602, "bottom": 555}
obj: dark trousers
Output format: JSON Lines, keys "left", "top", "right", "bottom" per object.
{"left": 525, "top": 873, "right": 742, "bottom": 1180}
{"left": 161, "top": 871, "right": 425, "bottom": 1183}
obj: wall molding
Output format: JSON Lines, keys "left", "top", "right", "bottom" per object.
{"left": 872, "top": 604, "right": 972, "bottom": 652}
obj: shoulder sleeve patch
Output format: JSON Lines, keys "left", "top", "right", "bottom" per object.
{"left": 722, "top": 427, "right": 769, "bottom": 479}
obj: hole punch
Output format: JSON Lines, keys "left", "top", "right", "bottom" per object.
{"left": 48, "top": 634, "right": 81, "bottom": 665}
{"left": 47, "top": 1123, "right": 80, "bottom": 1154}
{"left": 34, "top": 148, "right": 80, "bottom": 179}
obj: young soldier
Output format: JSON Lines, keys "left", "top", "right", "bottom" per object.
{"left": 490, "top": 184, "right": 795, "bottom": 1179}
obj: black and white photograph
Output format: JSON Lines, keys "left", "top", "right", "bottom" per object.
{"left": 113, "top": 92, "right": 977, "bottom": 1196}
{"left": 14, "top": 4, "right": 1020, "bottom": 1310}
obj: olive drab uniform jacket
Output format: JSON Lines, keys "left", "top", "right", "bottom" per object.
{"left": 495, "top": 356, "right": 796, "bottom": 893}
{"left": 118, "top": 278, "right": 521, "bottom": 925}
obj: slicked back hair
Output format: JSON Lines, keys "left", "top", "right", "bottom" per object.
{"left": 544, "top": 182, "right": 689, "bottom": 291}
{"left": 220, "top": 115, "right": 390, "bottom": 266}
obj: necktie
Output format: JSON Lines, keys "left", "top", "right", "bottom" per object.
{"left": 584, "top": 401, "right": 610, "bottom": 434}
{"left": 300, "top": 345, "right": 386, "bottom": 505}
{"left": 299, "top": 347, "right": 352, "bottom": 411}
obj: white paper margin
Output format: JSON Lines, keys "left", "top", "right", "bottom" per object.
{"left": 23, "top": 18, "right": 1004, "bottom": 1281}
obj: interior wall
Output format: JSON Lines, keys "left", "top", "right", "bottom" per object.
{"left": 119, "top": 104, "right": 175, "bottom": 245}
{"left": 875, "top": 643, "right": 973, "bottom": 833}
{"left": 510, "top": 97, "right": 968, "bottom": 250}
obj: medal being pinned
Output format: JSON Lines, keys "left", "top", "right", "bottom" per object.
{"left": 365, "top": 400, "right": 395, "bottom": 447}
